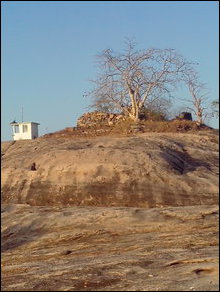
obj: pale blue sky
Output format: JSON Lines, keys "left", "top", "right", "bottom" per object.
{"left": 1, "top": 1, "right": 219, "bottom": 141}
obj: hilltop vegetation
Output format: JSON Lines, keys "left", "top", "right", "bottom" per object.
{"left": 43, "top": 110, "right": 214, "bottom": 139}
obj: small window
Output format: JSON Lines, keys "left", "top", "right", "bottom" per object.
{"left": 14, "top": 125, "right": 19, "bottom": 133}
{"left": 23, "top": 125, "right": 28, "bottom": 132}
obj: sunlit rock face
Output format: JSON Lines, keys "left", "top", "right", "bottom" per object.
{"left": 1, "top": 132, "right": 218, "bottom": 207}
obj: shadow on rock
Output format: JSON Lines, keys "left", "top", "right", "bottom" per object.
{"left": 161, "top": 147, "right": 212, "bottom": 175}
{"left": 1, "top": 223, "right": 46, "bottom": 252}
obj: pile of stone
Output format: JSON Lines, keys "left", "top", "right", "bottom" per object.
{"left": 77, "top": 111, "right": 126, "bottom": 128}
{"left": 175, "top": 112, "right": 192, "bottom": 121}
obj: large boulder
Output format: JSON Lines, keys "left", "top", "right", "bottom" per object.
{"left": 176, "top": 112, "right": 192, "bottom": 121}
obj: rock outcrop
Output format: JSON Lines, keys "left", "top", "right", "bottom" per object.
{"left": 176, "top": 112, "right": 193, "bottom": 121}
{"left": 1, "top": 130, "right": 219, "bottom": 291}
{"left": 1, "top": 131, "right": 218, "bottom": 207}
{"left": 1, "top": 203, "right": 218, "bottom": 291}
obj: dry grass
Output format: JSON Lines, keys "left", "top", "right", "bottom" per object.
{"left": 43, "top": 119, "right": 213, "bottom": 139}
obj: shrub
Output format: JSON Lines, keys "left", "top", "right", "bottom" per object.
{"left": 139, "top": 108, "right": 167, "bottom": 121}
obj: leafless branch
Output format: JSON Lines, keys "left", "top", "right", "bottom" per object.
{"left": 87, "top": 40, "right": 193, "bottom": 121}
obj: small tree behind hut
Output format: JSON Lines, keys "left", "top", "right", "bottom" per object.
{"left": 88, "top": 40, "right": 191, "bottom": 122}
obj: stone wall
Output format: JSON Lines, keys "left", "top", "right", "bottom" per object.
{"left": 77, "top": 111, "right": 126, "bottom": 127}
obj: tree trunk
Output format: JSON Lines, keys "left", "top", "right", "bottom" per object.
{"left": 128, "top": 89, "right": 140, "bottom": 122}
{"left": 128, "top": 105, "right": 140, "bottom": 122}
{"left": 197, "top": 109, "right": 203, "bottom": 126}
{"left": 129, "top": 113, "right": 140, "bottom": 122}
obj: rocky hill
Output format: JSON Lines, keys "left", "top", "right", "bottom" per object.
{"left": 1, "top": 130, "right": 219, "bottom": 291}
{"left": 1, "top": 131, "right": 219, "bottom": 207}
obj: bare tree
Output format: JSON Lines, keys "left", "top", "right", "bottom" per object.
{"left": 88, "top": 40, "right": 191, "bottom": 122}
{"left": 212, "top": 99, "right": 219, "bottom": 118}
{"left": 144, "top": 97, "right": 173, "bottom": 119}
{"left": 184, "top": 71, "right": 212, "bottom": 125}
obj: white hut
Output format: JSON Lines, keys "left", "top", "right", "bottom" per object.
{"left": 10, "top": 121, "right": 40, "bottom": 140}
